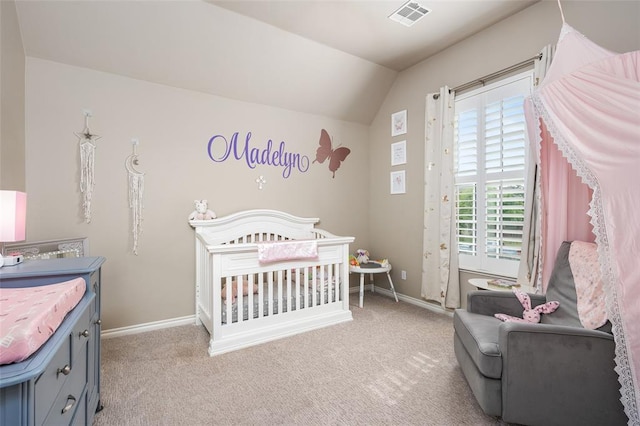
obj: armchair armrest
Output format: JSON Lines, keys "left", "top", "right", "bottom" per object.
{"left": 467, "top": 290, "right": 546, "bottom": 317}
{"left": 498, "top": 322, "right": 622, "bottom": 425}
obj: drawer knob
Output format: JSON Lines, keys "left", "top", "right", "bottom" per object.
{"left": 62, "top": 395, "right": 76, "bottom": 414}
{"left": 57, "top": 365, "right": 71, "bottom": 376}
{"left": 80, "top": 329, "right": 90, "bottom": 338}
{"left": 95, "top": 319, "right": 102, "bottom": 326}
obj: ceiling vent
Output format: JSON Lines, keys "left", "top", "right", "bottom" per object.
{"left": 388, "top": 1, "right": 431, "bottom": 27}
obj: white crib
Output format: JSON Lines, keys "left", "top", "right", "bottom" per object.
{"left": 190, "top": 209, "right": 354, "bottom": 356}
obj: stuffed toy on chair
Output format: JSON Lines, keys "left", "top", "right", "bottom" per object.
{"left": 495, "top": 288, "right": 560, "bottom": 323}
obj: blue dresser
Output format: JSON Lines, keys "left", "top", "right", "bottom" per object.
{"left": 0, "top": 257, "right": 106, "bottom": 426}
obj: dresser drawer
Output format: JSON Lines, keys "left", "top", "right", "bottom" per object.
{"left": 42, "top": 342, "right": 87, "bottom": 426}
{"left": 72, "top": 296, "right": 93, "bottom": 359}
{"left": 34, "top": 300, "right": 91, "bottom": 425}
{"left": 34, "top": 334, "right": 72, "bottom": 424}
{"left": 71, "top": 391, "right": 88, "bottom": 426}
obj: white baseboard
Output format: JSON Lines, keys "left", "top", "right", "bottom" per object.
{"left": 103, "top": 288, "right": 450, "bottom": 339}
{"left": 349, "top": 285, "right": 453, "bottom": 317}
{"left": 101, "top": 315, "right": 196, "bottom": 339}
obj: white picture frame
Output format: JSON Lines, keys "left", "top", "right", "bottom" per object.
{"left": 390, "top": 170, "right": 406, "bottom": 194}
{"left": 391, "top": 140, "right": 407, "bottom": 166}
{"left": 391, "top": 110, "right": 407, "bottom": 136}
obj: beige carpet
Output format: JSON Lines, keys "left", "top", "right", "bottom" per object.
{"left": 94, "top": 293, "right": 499, "bottom": 425}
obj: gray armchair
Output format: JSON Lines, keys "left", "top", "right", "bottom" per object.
{"left": 453, "top": 242, "right": 626, "bottom": 425}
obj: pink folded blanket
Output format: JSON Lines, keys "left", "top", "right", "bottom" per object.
{"left": 257, "top": 240, "right": 318, "bottom": 263}
{"left": 0, "top": 278, "right": 86, "bottom": 365}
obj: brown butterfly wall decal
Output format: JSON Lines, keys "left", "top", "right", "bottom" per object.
{"left": 313, "top": 129, "right": 351, "bottom": 178}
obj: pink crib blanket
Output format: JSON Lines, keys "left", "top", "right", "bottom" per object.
{"left": 0, "top": 277, "right": 86, "bottom": 365}
{"left": 257, "top": 240, "right": 318, "bottom": 263}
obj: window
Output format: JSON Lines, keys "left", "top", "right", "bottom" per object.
{"left": 454, "top": 71, "right": 533, "bottom": 277}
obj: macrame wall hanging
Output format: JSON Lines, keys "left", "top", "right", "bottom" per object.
{"left": 125, "top": 139, "right": 145, "bottom": 255}
{"left": 74, "top": 110, "right": 101, "bottom": 223}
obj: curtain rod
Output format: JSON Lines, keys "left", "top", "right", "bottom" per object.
{"left": 434, "top": 53, "right": 542, "bottom": 99}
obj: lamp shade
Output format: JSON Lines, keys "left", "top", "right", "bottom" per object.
{"left": 0, "top": 191, "right": 27, "bottom": 242}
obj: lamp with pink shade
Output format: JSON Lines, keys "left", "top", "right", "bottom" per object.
{"left": 0, "top": 190, "right": 27, "bottom": 267}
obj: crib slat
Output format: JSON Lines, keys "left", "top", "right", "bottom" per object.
{"left": 311, "top": 266, "right": 317, "bottom": 307}
{"left": 267, "top": 272, "right": 274, "bottom": 316}
{"left": 277, "top": 270, "right": 283, "bottom": 315}
{"left": 295, "top": 268, "right": 301, "bottom": 311}
{"left": 224, "top": 276, "right": 232, "bottom": 324}
{"left": 248, "top": 273, "right": 254, "bottom": 322}
{"left": 327, "top": 263, "right": 337, "bottom": 303}
{"left": 236, "top": 275, "right": 244, "bottom": 324}
{"left": 286, "top": 270, "right": 292, "bottom": 313}
{"left": 319, "top": 265, "right": 325, "bottom": 305}
{"left": 305, "top": 267, "right": 311, "bottom": 310}
{"left": 257, "top": 273, "right": 264, "bottom": 318}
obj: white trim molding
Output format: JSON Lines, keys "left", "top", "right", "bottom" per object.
{"left": 104, "top": 289, "right": 451, "bottom": 339}
{"left": 101, "top": 315, "right": 196, "bottom": 339}
{"left": 349, "top": 285, "right": 452, "bottom": 316}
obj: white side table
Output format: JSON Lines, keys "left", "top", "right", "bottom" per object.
{"left": 350, "top": 263, "right": 398, "bottom": 308}
{"left": 469, "top": 278, "right": 535, "bottom": 294}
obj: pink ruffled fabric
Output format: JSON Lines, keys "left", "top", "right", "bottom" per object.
{"left": 568, "top": 241, "right": 607, "bottom": 330}
{"left": 0, "top": 278, "right": 86, "bottom": 365}
{"left": 257, "top": 240, "right": 318, "bottom": 263}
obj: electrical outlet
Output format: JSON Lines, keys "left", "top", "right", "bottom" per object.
{"left": 401, "top": 270, "right": 407, "bottom": 280}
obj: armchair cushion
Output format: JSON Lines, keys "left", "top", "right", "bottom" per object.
{"left": 453, "top": 310, "right": 503, "bottom": 379}
{"left": 467, "top": 290, "right": 546, "bottom": 317}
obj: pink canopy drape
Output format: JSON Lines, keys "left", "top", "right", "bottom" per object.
{"left": 538, "top": 118, "right": 594, "bottom": 290}
{"left": 526, "top": 24, "right": 640, "bottom": 422}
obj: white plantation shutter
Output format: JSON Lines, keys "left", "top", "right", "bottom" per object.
{"left": 454, "top": 71, "right": 533, "bottom": 277}
{"left": 454, "top": 109, "right": 478, "bottom": 258}
{"left": 455, "top": 183, "right": 476, "bottom": 256}
{"left": 485, "top": 179, "right": 525, "bottom": 260}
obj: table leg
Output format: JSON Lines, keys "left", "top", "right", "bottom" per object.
{"left": 370, "top": 273, "right": 375, "bottom": 293}
{"left": 387, "top": 271, "right": 399, "bottom": 302}
{"left": 359, "top": 273, "right": 365, "bottom": 308}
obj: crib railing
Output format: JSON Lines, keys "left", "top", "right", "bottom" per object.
{"left": 194, "top": 231, "right": 351, "bottom": 334}
{"left": 218, "top": 263, "right": 341, "bottom": 325}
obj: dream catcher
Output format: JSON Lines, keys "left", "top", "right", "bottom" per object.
{"left": 74, "top": 110, "right": 101, "bottom": 223}
{"left": 125, "top": 139, "right": 145, "bottom": 255}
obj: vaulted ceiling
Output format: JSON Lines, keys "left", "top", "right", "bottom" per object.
{"left": 14, "top": 0, "right": 537, "bottom": 124}
{"left": 210, "top": 0, "right": 539, "bottom": 71}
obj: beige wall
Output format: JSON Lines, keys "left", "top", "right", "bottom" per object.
{"left": 17, "top": 0, "right": 640, "bottom": 329}
{"left": 0, "top": 0, "right": 26, "bottom": 191}
{"left": 25, "top": 59, "right": 370, "bottom": 329}
{"left": 368, "top": 1, "right": 640, "bottom": 303}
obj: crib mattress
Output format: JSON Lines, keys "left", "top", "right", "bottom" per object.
{"left": 0, "top": 277, "right": 86, "bottom": 365}
{"left": 221, "top": 282, "right": 339, "bottom": 324}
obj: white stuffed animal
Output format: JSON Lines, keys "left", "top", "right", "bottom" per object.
{"left": 356, "top": 249, "right": 370, "bottom": 265}
{"left": 188, "top": 200, "right": 216, "bottom": 220}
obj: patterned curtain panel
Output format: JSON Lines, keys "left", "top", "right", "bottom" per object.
{"left": 422, "top": 87, "right": 460, "bottom": 309}
{"left": 517, "top": 44, "right": 554, "bottom": 292}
